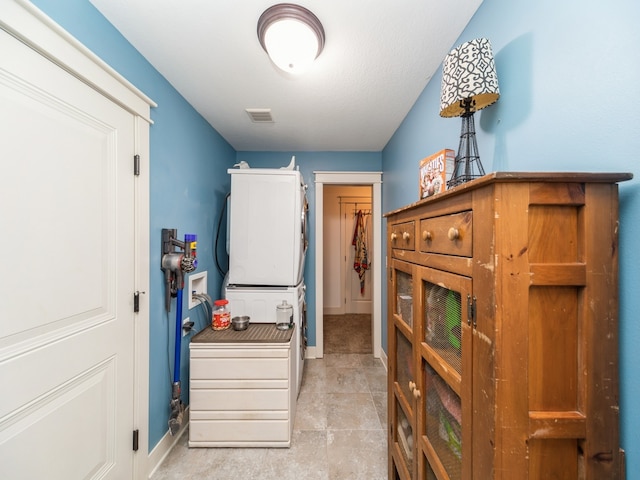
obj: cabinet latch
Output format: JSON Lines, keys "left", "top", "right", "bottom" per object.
{"left": 467, "top": 294, "right": 477, "bottom": 327}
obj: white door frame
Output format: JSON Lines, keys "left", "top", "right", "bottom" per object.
{"left": 314, "top": 171, "right": 382, "bottom": 358}
{"left": 2, "top": 3, "right": 154, "bottom": 478}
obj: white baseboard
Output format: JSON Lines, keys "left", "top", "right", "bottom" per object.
{"left": 322, "top": 307, "right": 373, "bottom": 315}
{"left": 322, "top": 306, "right": 342, "bottom": 315}
{"left": 379, "top": 348, "right": 388, "bottom": 371}
{"left": 146, "top": 407, "right": 190, "bottom": 479}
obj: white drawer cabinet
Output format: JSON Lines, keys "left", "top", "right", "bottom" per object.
{"left": 188, "top": 324, "right": 295, "bottom": 447}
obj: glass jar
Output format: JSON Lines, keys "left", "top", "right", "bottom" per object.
{"left": 276, "top": 300, "right": 293, "bottom": 330}
{"left": 212, "top": 299, "right": 230, "bottom": 330}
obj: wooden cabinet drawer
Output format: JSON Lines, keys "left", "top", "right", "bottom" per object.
{"left": 390, "top": 221, "right": 415, "bottom": 251}
{"left": 419, "top": 211, "right": 472, "bottom": 257}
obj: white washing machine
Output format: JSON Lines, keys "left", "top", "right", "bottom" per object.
{"left": 225, "top": 283, "right": 306, "bottom": 395}
{"left": 227, "top": 166, "right": 308, "bottom": 287}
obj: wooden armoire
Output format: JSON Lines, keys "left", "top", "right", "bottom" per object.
{"left": 385, "top": 172, "right": 631, "bottom": 479}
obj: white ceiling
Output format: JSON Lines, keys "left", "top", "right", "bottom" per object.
{"left": 89, "top": 0, "right": 482, "bottom": 152}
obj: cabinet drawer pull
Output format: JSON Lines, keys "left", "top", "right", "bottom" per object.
{"left": 391, "top": 232, "right": 398, "bottom": 241}
{"left": 413, "top": 388, "right": 421, "bottom": 399}
{"left": 408, "top": 381, "right": 416, "bottom": 391}
{"left": 448, "top": 227, "right": 460, "bottom": 241}
{"left": 422, "top": 230, "right": 432, "bottom": 241}
{"left": 403, "top": 231, "right": 411, "bottom": 241}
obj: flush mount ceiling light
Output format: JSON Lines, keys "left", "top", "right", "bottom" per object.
{"left": 257, "top": 3, "right": 325, "bottom": 75}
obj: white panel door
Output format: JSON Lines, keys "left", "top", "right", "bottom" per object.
{"left": 0, "top": 25, "right": 135, "bottom": 480}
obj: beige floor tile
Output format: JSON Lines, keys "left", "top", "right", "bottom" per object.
{"left": 327, "top": 429, "right": 388, "bottom": 480}
{"left": 325, "top": 367, "right": 370, "bottom": 393}
{"left": 371, "top": 391, "right": 388, "bottom": 427}
{"left": 324, "top": 353, "right": 362, "bottom": 368}
{"left": 357, "top": 353, "right": 384, "bottom": 368}
{"left": 294, "top": 389, "right": 328, "bottom": 430}
{"left": 258, "top": 430, "right": 329, "bottom": 480}
{"left": 299, "top": 359, "right": 328, "bottom": 393}
{"left": 326, "top": 393, "right": 383, "bottom": 430}
{"left": 363, "top": 366, "right": 388, "bottom": 392}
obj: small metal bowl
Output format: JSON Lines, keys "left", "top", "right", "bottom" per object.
{"left": 231, "top": 316, "right": 250, "bottom": 331}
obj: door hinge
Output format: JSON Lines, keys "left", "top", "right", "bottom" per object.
{"left": 134, "top": 291, "right": 140, "bottom": 313}
{"left": 134, "top": 290, "right": 146, "bottom": 313}
{"left": 132, "top": 429, "right": 139, "bottom": 452}
{"left": 134, "top": 154, "right": 140, "bottom": 176}
{"left": 467, "top": 294, "right": 477, "bottom": 327}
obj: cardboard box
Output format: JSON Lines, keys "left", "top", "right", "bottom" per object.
{"left": 419, "top": 149, "right": 455, "bottom": 199}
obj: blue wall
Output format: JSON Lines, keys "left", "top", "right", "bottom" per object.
{"left": 382, "top": 0, "right": 640, "bottom": 475}
{"left": 30, "top": 0, "right": 237, "bottom": 450}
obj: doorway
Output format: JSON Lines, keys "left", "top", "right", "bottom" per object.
{"left": 313, "top": 171, "right": 382, "bottom": 359}
{"left": 322, "top": 185, "right": 373, "bottom": 353}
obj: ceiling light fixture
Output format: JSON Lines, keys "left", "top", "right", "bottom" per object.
{"left": 257, "top": 3, "right": 325, "bottom": 75}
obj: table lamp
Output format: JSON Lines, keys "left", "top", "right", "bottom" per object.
{"left": 440, "top": 38, "right": 499, "bottom": 187}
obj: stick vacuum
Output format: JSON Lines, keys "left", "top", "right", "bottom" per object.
{"left": 161, "top": 229, "right": 197, "bottom": 436}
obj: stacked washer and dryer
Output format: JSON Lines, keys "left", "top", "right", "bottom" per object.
{"left": 224, "top": 160, "right": 308, "bottom": 395}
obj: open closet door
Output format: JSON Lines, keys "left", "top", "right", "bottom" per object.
{"left": 341, "top": 199, "right": 373, "bottom": 314}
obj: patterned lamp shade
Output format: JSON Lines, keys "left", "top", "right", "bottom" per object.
{"left": 440, "top": 38, "right": 500, "bottom": 118}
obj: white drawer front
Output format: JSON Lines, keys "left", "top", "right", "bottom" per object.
{"left": 190, "top": 388, "right": 288, "bottom": 411}
{"left": 191, "top": 378, "right": 288, "bottom": 389}
{"left": 189, "top": 419, "right": 289, "bottom": 443}
{"left": 190, "top": 410, "right": 288, "bottom": 421}
{"left": 191, "top": 357, "right": 289, "bottom": 380}
{"left": 190, "top": 347, "right": 289, "bottom": 358}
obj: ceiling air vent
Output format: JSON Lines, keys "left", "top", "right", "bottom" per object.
{"left": 246, "top": 108, "right": 274, "bottom": 123}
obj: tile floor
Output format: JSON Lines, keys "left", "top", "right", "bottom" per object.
{"left": 150, "top": 352, "right": 388, "bottom": 480}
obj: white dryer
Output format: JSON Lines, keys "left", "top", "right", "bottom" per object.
{"left": 227, "top": 167, "right": 308, "bottom": 287}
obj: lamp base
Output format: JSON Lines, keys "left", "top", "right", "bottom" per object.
{"left": 447, "top": 109, "right": 486, "bottom": 189}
